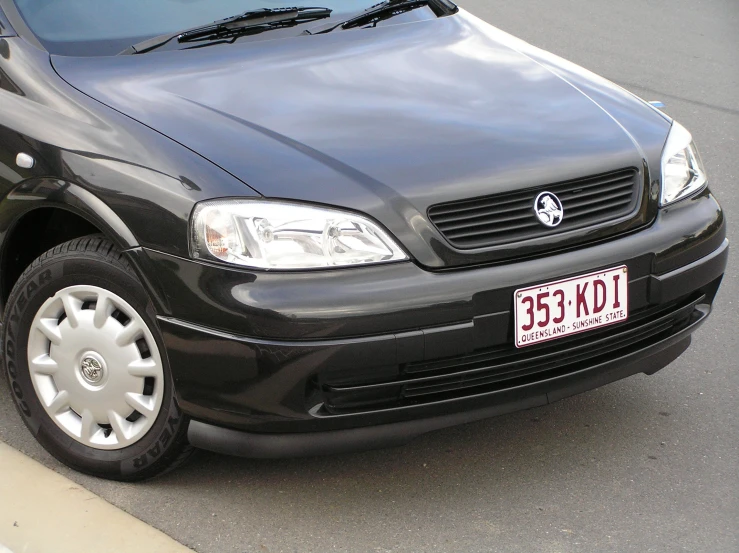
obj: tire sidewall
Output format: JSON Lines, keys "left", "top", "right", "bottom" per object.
{"left": 3, "top": 247, "right": 186, "bottom": 479}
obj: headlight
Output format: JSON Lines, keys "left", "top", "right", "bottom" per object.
{"left": 660, "top": 121, "right": 707, "bottom": 206}
{"left": 190, "top": 200, "right": 408, "bottom": 269}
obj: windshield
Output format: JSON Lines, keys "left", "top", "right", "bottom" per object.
{"left": 11, "top": 0, "right": 375, "bottom": 56}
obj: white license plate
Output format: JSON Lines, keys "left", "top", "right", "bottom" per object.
{"left": 514, "top": 266, "right": 629, "bottom": 348}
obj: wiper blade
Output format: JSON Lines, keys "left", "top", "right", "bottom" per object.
{"left": 305, "top": 0, "right": 456, "bottom": 34}
{"left": 121, "top": 6, "right": 332, "bottom": 55}
{"left": 178, "top": 6, "right": 332, "bottom": 42}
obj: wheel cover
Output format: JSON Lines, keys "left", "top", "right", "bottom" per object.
{"left": 27, "top": 285, "right": 165, "bottom": 450}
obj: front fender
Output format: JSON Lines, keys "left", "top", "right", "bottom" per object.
{"left": 0, "top": 178, "right": 176, "bottom": 315}
{"left": 1, "top": 178, "right": 137, "bottom": 249}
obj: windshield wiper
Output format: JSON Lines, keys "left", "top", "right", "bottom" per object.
{"left": 304, "top": 0, "right": 456, "bottom": 34}
{"left": 120, "top": 6, "right": 332, "bottom": 55}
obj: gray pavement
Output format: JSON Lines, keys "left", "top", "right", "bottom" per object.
{"left": 1, "top": 1, "right": 738, "bottom": 552}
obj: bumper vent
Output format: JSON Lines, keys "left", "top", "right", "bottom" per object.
{"left": 428, "top": 168, "right": 641, "bottom": 250}
{"left": 319, "top": 294, "right": 704, "bottom": 415}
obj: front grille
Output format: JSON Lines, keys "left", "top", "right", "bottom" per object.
{"left": 317, "top": 294, "right": 704, "bottom": 415}
{"left": 428, "top": 168, "right": 641, "bottom": 250}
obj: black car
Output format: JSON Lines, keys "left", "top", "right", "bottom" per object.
{"left": 0, "top": 0, "right": 728, "bottom": 481}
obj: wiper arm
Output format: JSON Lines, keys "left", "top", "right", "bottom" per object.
{"left": 120, "top": 6, "right": 332, "bottom": 55}
{"left": 305, "top": 0, "right": 456, "bottom": 34}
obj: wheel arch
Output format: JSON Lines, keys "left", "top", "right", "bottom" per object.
{"left": 0, "top": 178, "right": 140, "bottom": 314}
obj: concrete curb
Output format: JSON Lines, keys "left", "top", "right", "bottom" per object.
{"left": 0, "top": 442, "right": 193, "bottom": 553}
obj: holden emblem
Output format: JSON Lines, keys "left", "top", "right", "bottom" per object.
{"left": 534, "top": 191, "right": 564, "bottom": 228}
{"left": 80, "top": 356, "right": 104, "bottom": 384}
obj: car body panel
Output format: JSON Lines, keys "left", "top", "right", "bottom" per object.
{"left": 0, "top": 2, "right": 728, "bottom": 457}
{"left": 159, "top": 234, "right": 727, "bottom": 433}
{"left": 51, "top": 10, "right": 671, "bottom": 268}
{"left": 0, "top": 37, "right": 262, "bottom": 312}
{"left": 145, "top": 189, "right": 725, "bottom": 341}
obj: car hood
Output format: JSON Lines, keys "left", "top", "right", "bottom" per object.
{"left": 52, "top": 10, "right": 670, "bottom": 268}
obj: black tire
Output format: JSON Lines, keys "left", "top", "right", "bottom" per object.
{"left": 2, "top": 235, "right": 193, "bottom": 481}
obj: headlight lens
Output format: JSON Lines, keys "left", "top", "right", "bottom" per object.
{"left": 660, "top": 121, "right": 707, "bottom": 206}
{"left": 190, "top": 200, "right": 408, "bottom": 269}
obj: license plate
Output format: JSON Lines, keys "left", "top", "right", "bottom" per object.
{"left": 514, "top": 266, "right": 629, "bottom": 348}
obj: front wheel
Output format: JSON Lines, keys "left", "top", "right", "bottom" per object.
{"left": 3, "top": 236, "right": 192, "bottom": 480}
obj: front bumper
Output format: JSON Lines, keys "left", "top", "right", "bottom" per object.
{"left": 134, "top": 190, "right": 727, "bottom": 456}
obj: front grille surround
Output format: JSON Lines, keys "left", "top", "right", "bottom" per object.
{"left": 428, "top": 168, "right": 643, "bottom": 251}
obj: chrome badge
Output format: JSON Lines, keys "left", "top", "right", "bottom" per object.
{"left": 80, "top": 356, "right": 104, "bottom": 384}
{"left": 534, "top": 191, "right": 564, "bottom": 228}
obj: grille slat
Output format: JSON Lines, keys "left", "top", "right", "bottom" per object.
{"left": 432, "top": 202, "right": 533, "bottom": 225}
{"left": 565, "top": 189, "right": 634, "bottom": 211}
{"left": 566, "top": 198, "right": 635, "bottom": 220}
{"left": 446, "top": 219, "right": 540, "bottom": 240}
{"left": 429, "top": 195, "right": 535, "bottom": 217}
{"left": 440, "top": 209, "right": 537, "bottom": 232}
{"left": 429, "top": 168, "right": 641, "bottom": 250}
{"left": 561, "top": 182, "right": 634, "bottom": 203}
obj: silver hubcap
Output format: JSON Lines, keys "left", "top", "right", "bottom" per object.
{"left": 27, "top": 285, "right": 164, "bottom": 450}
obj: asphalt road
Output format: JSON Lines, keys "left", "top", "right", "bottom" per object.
{"left": 1, "top": 1, "right": 738, "bottom": 552}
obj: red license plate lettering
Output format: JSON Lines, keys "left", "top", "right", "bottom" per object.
{"left": 514, "top": 266, "right": 629, "bottom": 348}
